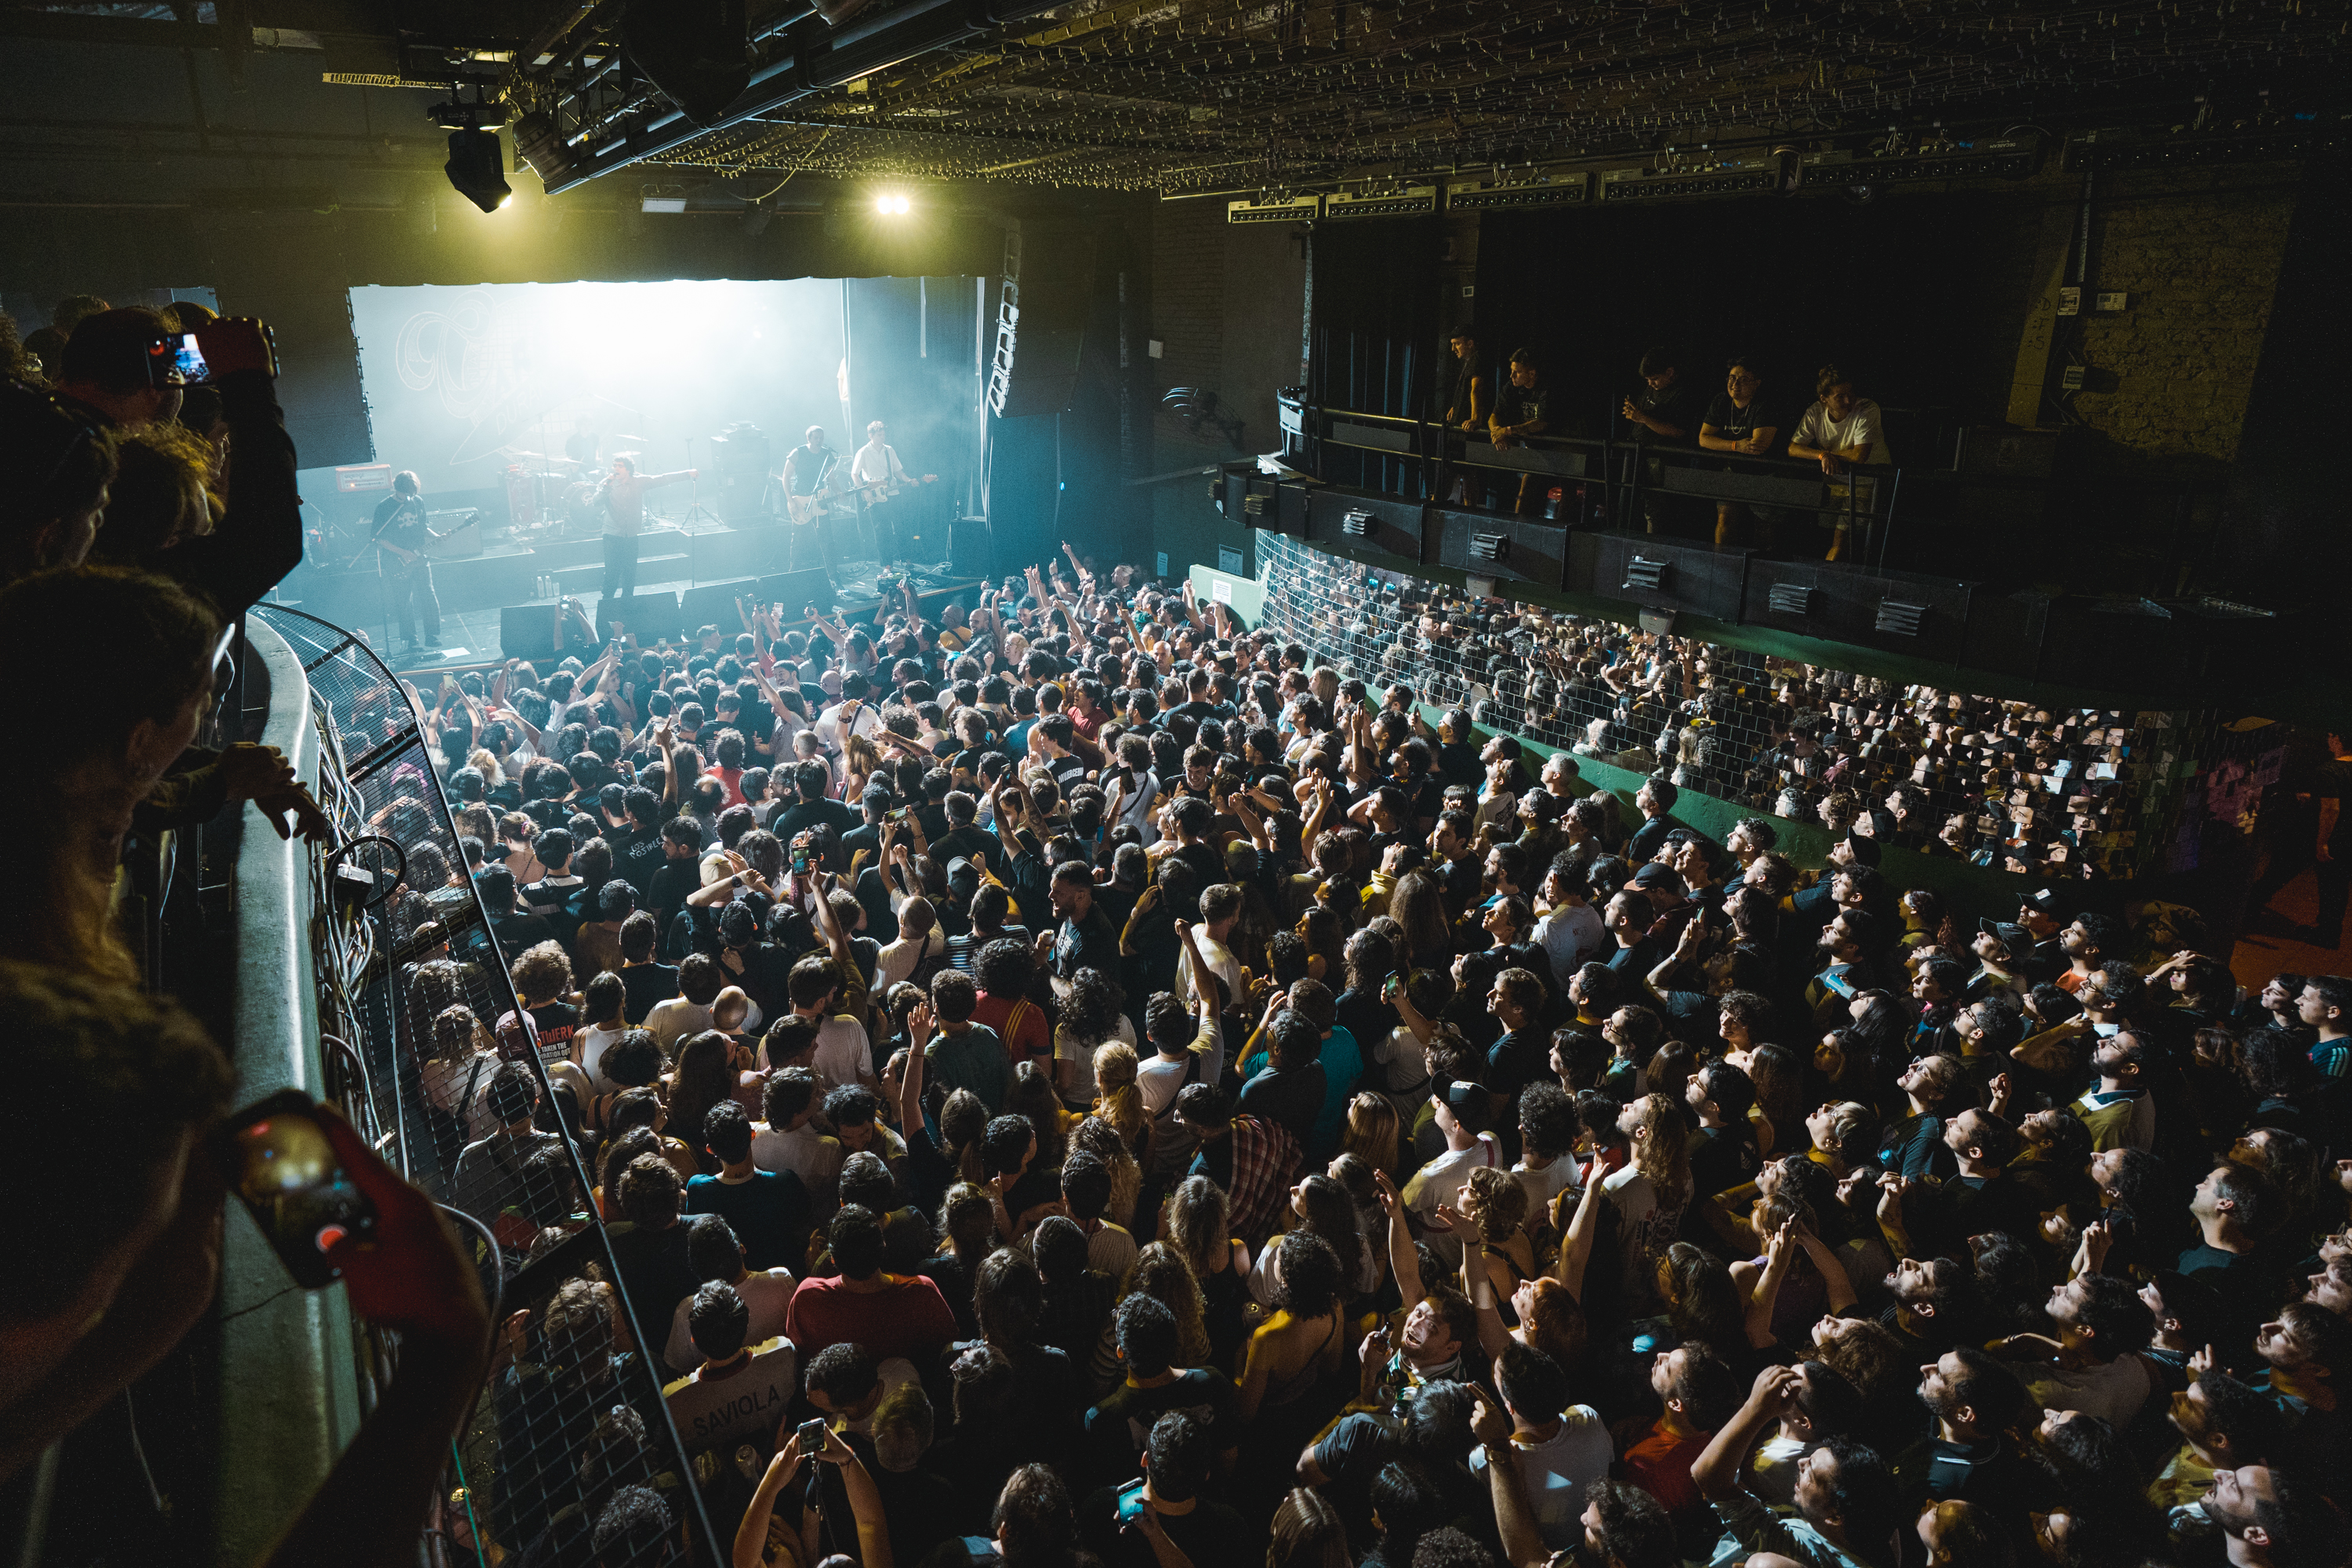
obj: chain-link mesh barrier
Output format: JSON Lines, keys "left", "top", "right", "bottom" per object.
{"left": 1252, "top": 533, "right": 2278, "bottom": 883}
{"left": 253, "top": 605, "right": 720, "bottom": 1568}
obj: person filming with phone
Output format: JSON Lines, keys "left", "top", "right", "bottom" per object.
{"left": 0, "top": 960, "right": 492, "bottom": 1568}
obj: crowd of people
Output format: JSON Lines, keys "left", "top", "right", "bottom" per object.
{"left": 361, "top": 531, "right": 2349, "bottom": 1568}
{"left": 1257, "top": 535, "right": 2268, "bottom": 897}
{"left": 9, "top": 289, "right": 2352, "bottom": 1568}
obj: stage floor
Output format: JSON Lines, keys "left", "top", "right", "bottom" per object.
{"left": 304, "top": 554, "right": 984, "bottom": 673}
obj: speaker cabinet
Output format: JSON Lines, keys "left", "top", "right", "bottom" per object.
{"left": 757, "top": 568, "right": 837, "bottom": 619}
{"left": 1306, "top": 486, "right": 1427, "bottom": 561}
{"left": 1587, "top": 535, "right": 1752, "bottom": 619}
{"left": 601, "top": 590, "right": 681, "bottom": 644}
{"left": 499, "top": 603, "right": 556, "bottom": 661}
{"left": 680, "top": 577, "right": 760, "bottom": 633}
{"left": 1744, "top": 558, "right": 1975, "bottom": 663}
{"left": 1435, "top": 508, "right": 1570, "bottom": 591}
{"left": 989, "top": 220, "right": 1096, "bottom": 419}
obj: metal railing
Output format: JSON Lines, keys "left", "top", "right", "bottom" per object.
{"left": 1288, "top": 395, "right": 2233, "bottom": 583}
{"left": 249, "top": 604, "right": 724, "bottom": 1568}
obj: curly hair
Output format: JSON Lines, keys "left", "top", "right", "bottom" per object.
{"left": 1127, "top": 1241, "right": 1212, "bottom": 1368}
{"left": 1460, "top": 1164, "right": 1529, "bottom": 1243}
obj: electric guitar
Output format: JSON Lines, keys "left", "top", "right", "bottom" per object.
{"left": 845, "top": 470, "right": 940, "bottom": 507}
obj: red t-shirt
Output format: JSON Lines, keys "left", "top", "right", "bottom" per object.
{"left": 972, "top": 993, "right": 1051, "bottom": 1067}
{"left": 784, "top": 1272, "right": 956, "bottom": 1364}
{"left": 1618, "top": 1421, "right": 1705, "bottom": 1516}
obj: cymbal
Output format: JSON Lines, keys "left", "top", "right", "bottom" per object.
{"left": 611, "top": 432, "right": 649, "bottom": 442}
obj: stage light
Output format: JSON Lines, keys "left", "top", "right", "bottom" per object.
{"left": 443, "top": 126, "right": 512, "bottom": 214}
{"left": 743, "top": 198, "right": 771, "bottom": 235}
{"left": 874, "top": 192, "right": 912, "bottom": 215}
{"left": 642, "top": 195, "right": 689, "bottom": 213}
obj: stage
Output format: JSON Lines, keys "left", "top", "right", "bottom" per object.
{"left": 278, "top": 506, "right": 993, "bottom": 671}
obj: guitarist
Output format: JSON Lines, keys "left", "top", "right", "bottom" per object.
{"left": 778, "top": 424, "right": 838, "bottom": 572}
{"left": 849, "top": 419, "right": 936, "bottom": 564}
{"left": 369, "top": 470, "right": 450, "bottom": 652}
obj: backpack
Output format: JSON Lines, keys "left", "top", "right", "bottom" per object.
{"left": 907, "top": 928, "right": 953, "bottom": 993}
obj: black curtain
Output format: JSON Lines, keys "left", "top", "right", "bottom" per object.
{"left": 1308, "top": 216, "right": 1440, "bottom": 493}
{"left": 1472, "top": 191, "right": 2004, "bottom": 452}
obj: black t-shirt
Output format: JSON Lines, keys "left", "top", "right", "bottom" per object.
{"left": 1078, "top": 1489, "right": 1253, "bottom": 1568}
{"left": 683, "top": 1168, "right": 811, "bottom": 1272}
{"left": 1494, "top": 379, "right": 1552, "bottom": 434}
{"left": 1700, "top": 393, "right": 1783, "bottom": 446}
{"left": 1052, "top": 904, "right": 1121, "bottom": 982}
{"left": 1083, "top": 1370, "right": 1240, "bottom": 1487}
{"left": 932, "top": 824, "right": 1004, "bottom": 877}
{"left": 619, "top": 962, "right": 678, "bottom": 1024}
{"left": 372, "top": 492, "right": 432, "bottom": 562}
{"left": 770, "top": 797, "right": 860, "bottom": 843}
{"left": 1630, "top": 376, "right": 1700, "bottom": 443}
{"left": 781, "top": 443, "right": 837, "bottom": 497}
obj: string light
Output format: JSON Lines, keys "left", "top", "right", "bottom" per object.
{"left": 546, "top": 0, "right": 2332, "bottom": 193}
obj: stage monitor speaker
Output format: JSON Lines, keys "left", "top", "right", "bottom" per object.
{"left": 680, "top": 577, "right": 760, "bottom": 632}
{"left": 500, "top": 604, "right": 557, "bottom": 661}
{"left": 989, "top": 220, "right": 1095, "bottom": 419}
{"left": 948, "top": 515, "right": 993, "bottom": 579}
{"left": 601, "top": 590, "right": 681, "bottom": 644}
{"left": 757, "top": 568, "right": 836, "bottom": 618}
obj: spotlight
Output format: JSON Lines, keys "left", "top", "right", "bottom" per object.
{"left": 443, "top": 126, "right": 511, "bottom": 213}
{"left": 874, "top": 192, "right": 912, "bottom": 215}
{"left": 742, "top": 198, "right": 771, "bottom": 235}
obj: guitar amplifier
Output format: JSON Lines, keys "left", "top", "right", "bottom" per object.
{"left": 426, "top": 510, "right": 483, "bottom": 558}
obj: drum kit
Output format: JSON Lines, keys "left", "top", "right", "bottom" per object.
{"left": 499, "top": 434, "right": 650, "bottom": 537}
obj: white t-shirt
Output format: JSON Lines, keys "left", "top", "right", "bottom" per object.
{"left": 1468, "top": 1407, "right": 1614, "bottom": 1549}
{"left": 1181, "top": 935, "right": 1244, "bottom": 1083}
{"left": 1514, "top": 1152, "right": 1579, "bottom": 1217}
{"left": 1603, "top": 1163, "right": 1686, "bottom": 1308}
{"left": 815, "top": 698, "right": 884, "bottom": 760}
{"left": 1746, "top": 1431, "right": 1810, "bottom": 1508}
{"left": 575, "top": 1021, "right": 629, "bottom": 1094}
{"left": 662, "top": 1336, "right": 800, "bottom": 1454}
{"left": 810, "top": 1014, "right": 875, "bottom": 1094}
{"left": 1402, "top": 1132, "right": 1501, "bottom": 1268}
{"left": 1137, "top": 1051, "right": 1194, "bottom": 1117}
{"left": 1105, "top": 768, "right": 1162, "bottom": 836}
{"left": 1532, "top": 904, "right": 1606, "bottom": 989}
{"left": 1790, "top": 398, "right": 1894, "bottom": 465}
{"left": 2024, "top": 1352, "right": 2156, "bottom": 1427}
{"left": 879, "top": 927, "right": 949, "bottom": 991}
{"left": 662, "top": 1268, "right": 797, "bottom": 1374}
{"left": 1055, "top": 1014, "right": 1138, "bottom": 1102}
{"left": 752, "top": 1120, "right": 844, "bottom": 1216}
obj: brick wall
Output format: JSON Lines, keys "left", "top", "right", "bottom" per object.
{"left": 2067, "top": 165, "right": 2297, "bottom": 470}
{"left": 1146, "top": 197, "right": 1305, "bottom": 578}
{"left": 1145, "top": 159, "right": 2306, "bottom": 572}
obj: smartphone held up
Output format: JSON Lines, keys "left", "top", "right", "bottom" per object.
{"left": 216, "top": 1089, "right": 379, "bottom": 1288}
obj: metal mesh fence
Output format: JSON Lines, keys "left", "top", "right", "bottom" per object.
{"left": 1251, "top": 532, "right": 2273, "bottom": 882}
{"left": 253, "top": 605, "right": 720, "bottom": 1568}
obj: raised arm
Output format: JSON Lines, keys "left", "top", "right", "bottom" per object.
{"left": 1375, "top": 1168, "right": 1425, "bottom": 1315}
{"left": 1475, "top": 1393, "right": 1551, "bottom": 1568}
{"left": 1549, "top": 1171, "right": 1602, "bottom": 1301}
